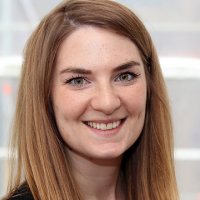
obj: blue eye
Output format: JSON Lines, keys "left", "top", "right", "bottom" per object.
{"left": 66, "top": 76, "right": 88, "bottom": 87}
{"left": 116, "top": 72, "right": 139, "bottom": 82}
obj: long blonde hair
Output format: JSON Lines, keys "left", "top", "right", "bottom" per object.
{"left": 3, "top": 0, "right": 179, "bottom": 199}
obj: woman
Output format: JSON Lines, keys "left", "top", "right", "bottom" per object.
{"left": 2, "top": 0, "right": 179, "bottom": 199}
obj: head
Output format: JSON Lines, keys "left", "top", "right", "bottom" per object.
{"left": 9, "top": 0, "right": 178, "bottom": 200}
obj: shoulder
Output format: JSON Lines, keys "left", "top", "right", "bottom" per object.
{"left": 8, "top": 183, "right": 34, "bottom": 200}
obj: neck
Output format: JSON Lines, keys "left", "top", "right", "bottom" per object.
{"left": 67, "top": 149, "right": 126, "bottom": 200}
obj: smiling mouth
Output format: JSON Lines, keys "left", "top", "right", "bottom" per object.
{"left": 84, "top": 119, "right": 125, "bottom": 131}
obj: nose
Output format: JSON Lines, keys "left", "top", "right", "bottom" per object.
{"left": 91, "top": 83, "right": 121, "bottom": 115}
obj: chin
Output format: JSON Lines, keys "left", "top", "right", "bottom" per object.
{"left": 90, "top": 149, "right": 125, "bottom": 161}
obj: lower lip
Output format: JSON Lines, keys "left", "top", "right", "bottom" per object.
{"left": 84, "top": 119, "right": 126, "bottom": 136}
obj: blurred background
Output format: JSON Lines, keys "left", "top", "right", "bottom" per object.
{"left": 0, "top": 0, "right": 200, "bottom": 199}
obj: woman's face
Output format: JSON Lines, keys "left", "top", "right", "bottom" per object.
{"left": 51, "top": 26, "right": 147, "bottom": 160}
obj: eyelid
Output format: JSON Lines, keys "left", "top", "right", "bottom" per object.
{"left": 115, "top": 71, "right": 140, "bottom": 82}
{"left": 65, "top": 75, "right": 89, "bottom": 88}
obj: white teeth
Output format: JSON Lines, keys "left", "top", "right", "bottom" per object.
{"left": 107, "top": 123, "right": 112, "bottom": 130}
{"left": 93, "top": 122, "right": 97, "bottom": 128}
{"left": 97, "top": 123, "right": 101, "bottom": 129}
{"left": 101, "top": 124, "right": 107, "bottom": 130}
{"left": 113, "top": 122, "right": 117, "bottom": 128}
{"left": 86, "top": 120, "right": 122, "bottom": 130}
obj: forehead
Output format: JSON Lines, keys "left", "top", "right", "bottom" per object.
{"left": 56, "top": 26, "right": 143, "bottom": 71}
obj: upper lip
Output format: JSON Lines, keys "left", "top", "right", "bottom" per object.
{"left": 83, "top": 118, "right": 126, "bottom": 124}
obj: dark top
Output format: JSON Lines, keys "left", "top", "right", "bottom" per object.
{"left": 8, "top": 183, "right": 34, "bottom": 200}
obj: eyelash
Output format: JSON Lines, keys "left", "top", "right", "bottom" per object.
{"left": 116, "top": 71, "right": 140, "bottom": 82}
{"left": 65, "top": 71, "right": 140, "bottom": 88}
{"left": 65, "top": 75, "right": 88, "bottom": 88}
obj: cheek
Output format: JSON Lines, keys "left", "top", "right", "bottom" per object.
{"left": 51, "top": 88, "right": 89, "bottom": 120}
{"left": 123, "top": 83, "right": 147, "bottom": 112}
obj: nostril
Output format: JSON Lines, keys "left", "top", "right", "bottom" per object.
{"left": 91, "top": 98, "right": 121, "bottom": 115}
{"left": 90, "top": 86, "right": 121, "bottom": 114}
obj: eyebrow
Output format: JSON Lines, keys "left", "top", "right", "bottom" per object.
{"left": 113, "top": 61, "right": 140, "bottom": 72}
{"left": 59, "top": 61, "right": 140, "bottom": 75}
{"left": 60, "top": 68, "right": 92, "bottom": 75}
